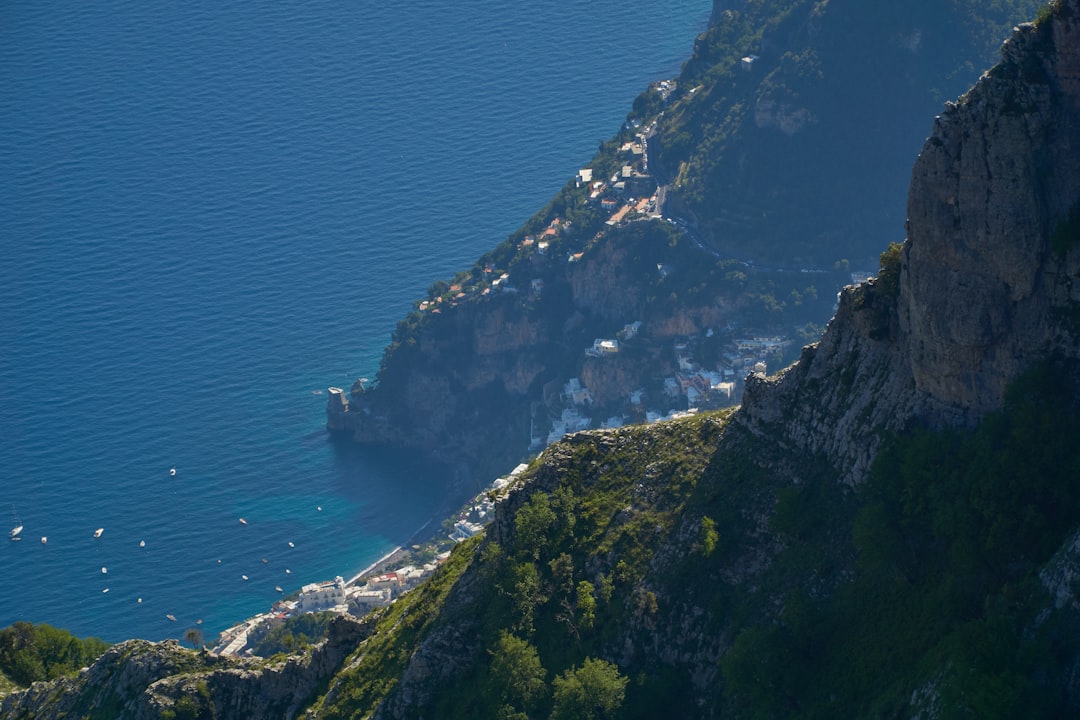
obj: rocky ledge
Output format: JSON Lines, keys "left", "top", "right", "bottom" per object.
{"left": 741, "top": 6, "right": 1080, "bottom": 484}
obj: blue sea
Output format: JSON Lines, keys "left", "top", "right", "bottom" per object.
{"left": 0, "top": 0, "right": 710, "bottom": 643}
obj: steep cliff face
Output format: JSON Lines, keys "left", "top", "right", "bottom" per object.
{"left": 11, "top": 4, "right": 1080, "bottom": 720}
{"left": 742, "top": 7, "right": 1080, "bottom": 483}
{"left": 656, "top": 0, "right": 1046, "bottom": 267}
{"left": 331, "top": 1, "right": 1043, "bottom": 486}
{"left": 902, "top": 14, "right": 1080, "bottom": 414}
{"left": 336, "top": 219, "right": 812, "bottom": 484}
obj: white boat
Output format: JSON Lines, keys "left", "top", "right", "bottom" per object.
{"left": 166, "top": 614, "right": 176, "bottom": 621}
{"left": 10, "top": 525, "right": 23, "bottom": 539}
{"left": 102, "top": 588, "right": 109, "bottom": 593}
{"left": 40, "top": 536, "right": 47, "bottom": 544}
{"left": 93, "top": 528, "right": 104, "bottom": 538}
{"left": 238, "top": 518, "right": 247, "bottom": 525}
{"left": 275, "top": 586, "right": 283, "bottom": 593}
{"left": 241, "top": 574, "right": 249, "bottom": 581}
{"left": 101, "top": 567, "right": 107, "bottom": 574}
{"left": 169, "top": 468, "right": 176, "bottom": 476}
{"left": 139, "top": 540, "right": 145, "bottom": 548}
{"left": 288, "top": 541, "right": 295, "bottom": 548}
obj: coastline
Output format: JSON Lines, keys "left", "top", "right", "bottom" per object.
{"left": 211, "top": 464, "right": 524, "bottom": 655}
{"left": 346, "top": 547, "right": 404, "bottom": 587}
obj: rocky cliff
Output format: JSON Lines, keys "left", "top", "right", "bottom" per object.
{"left": 742, "top": 6, "right": 1080, "bottom": 483}
{"left": 657, "top": 0, "right": 1047, "bottom": 267}
{"left": 8, "top": 2, "right": 1080, "bottom": 719}
{"left": 329, "top": 0, "right": 1044, "bottom": 487}
{"left": 0, "top": 616, "right": 369, "bottom": 720}
{"left": 331, "top": 219, "right": 829, "bottom": 485}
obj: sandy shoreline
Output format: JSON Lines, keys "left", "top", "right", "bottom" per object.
{"left": 344, "top": 514, "right": 444, "bottom": 587}
{"left": 346, "top": 547, "right": 404, "bottom": 586}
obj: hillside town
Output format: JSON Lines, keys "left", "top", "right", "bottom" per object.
{"left": 211, "top": 463, "right": 530, "bottom": 656}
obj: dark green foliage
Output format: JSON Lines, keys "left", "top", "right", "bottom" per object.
{"left": 722, "top": 362, "right": 1080, "bottom": 718}
{"left": 1051, "top": 201, "right": 1080, "bottom": 256}
{"left": 312, "top": 537, "right": 482, "bottom": 719}
{"left": 183, "top": 627, "right": 204, "bottom": 650}
{"left": 0, "top": 622, "right": 110, "bottom": 687}
{"left": 653, "top": 0, "right": 1043, "bottom": 267}
{"left": 488, "top": 631, "right": 548, "bottom": 715}
{"left": 551, "top": 657, "right": 628, "bottom": 720}
{"left": 876, "top": 241, "right": 903, "bottom": 297}
{"left": 248, "top": 612, "right": 335, "bottom": 657}
{"left": 1035, "top": 1, "right": 1057, "bottom": 25}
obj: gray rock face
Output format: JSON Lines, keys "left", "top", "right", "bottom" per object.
{"left": 741, "top": 5, "right": 1080, "bottom": 484}
{"left": 0, "top": 616, "right": 370, "bottom": 720}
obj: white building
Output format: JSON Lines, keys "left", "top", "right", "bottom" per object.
{"left": 564, "top": 378, "right": 593, "bottom": 406}
{"left": 350, "top": 588, "right": 392, "bottom": 612}
{"left": 450, "top": 520, "right": 485, "bottom": 543}
{"left": 297, "top": 576, "right": 347, "bottom": 613}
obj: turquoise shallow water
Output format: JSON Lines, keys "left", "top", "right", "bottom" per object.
{"left": 0, "top": 0, "right": 710, "bottom": 642}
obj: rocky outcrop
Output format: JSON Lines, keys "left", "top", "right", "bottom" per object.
{"left": 0, "top": 639, "right": 232, "bottom": 720}
{"left": 741, "top": 5, "right": 1080, "bottom": 484}
{"left": 334, "top": 219, "right": 788, "bottom": 484}
{"left": 0, "top": 616, "right": 370, "bottom": 720}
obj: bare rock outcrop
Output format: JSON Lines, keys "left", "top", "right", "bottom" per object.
{"left": 741, "top": 5, "right": 1080, "bottom": 484}
{"left": 0, "top": 616, "right": 370, "bottom": 720}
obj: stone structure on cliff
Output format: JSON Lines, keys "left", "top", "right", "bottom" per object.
{"left": 742, "top": 9, "right": 1080, "bottom": 484}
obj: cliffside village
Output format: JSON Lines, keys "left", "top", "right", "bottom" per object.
{"left": 407, "top": 82, "right": 799, "bottom": 447}
{"left": 268, "top": 81, "right": 813, "bottom": 657}
{"left": 534, "top": 329, "right": 790, "bottom": 450}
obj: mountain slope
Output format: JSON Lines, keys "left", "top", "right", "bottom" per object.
{"left": 337, "top": 0, "right": 1046, "bottom": 487}
{"left": 741, "top": 3, "right": 1080, "bottom": 482}
{"left": 6, "top": 2, "right": 1080, "bottom": 719}
{"left": 656, "top": 0, "right": 1047, "bottom": 267}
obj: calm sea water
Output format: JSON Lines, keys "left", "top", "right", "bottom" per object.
{"left": 0, "top": 0, "right": 710, "bottom": 642}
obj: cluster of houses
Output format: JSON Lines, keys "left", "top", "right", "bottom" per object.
{"left": 525, "top": 324, "right": 794, "bottom": 451}
{"left": 213, "top": 463, "right": 534, "bottom": 657}
{"left": 212, "top": 555, "right": 452, "bottom": 656}
{"left": 407, "top": 121, "right": 664, "bottom": 319}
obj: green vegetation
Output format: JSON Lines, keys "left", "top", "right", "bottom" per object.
{"left": 0, "top": 622, "right": 110, "bottom": 688}
{"left": 1035, "top": 0, "right": 1058, "bottom": 25}
{"left": 315, "top": 357, "right": 1080, "bottom": 718}
{"left": 723, "top": 362, "right": 1080, "bottom": 718}
{"left": 651, "top": 0, "right": 1044, "bottom": 266}
{"left": 1051, "top": 201, "right": 1080, "bottom": 256}
{"left": 248, "top": 612, "right": 336, "bottom": 657}
{"left": 11, "top": 359, "right": 1080, "bottom": 717}
{"left": 551, "top": 658, "right": 628, "bottom": 720}
{"left": 875, "top": 241, "right": 903, "bottom": 297}
{"left": 311, "top": 536, "right": 483, "bottom": 719}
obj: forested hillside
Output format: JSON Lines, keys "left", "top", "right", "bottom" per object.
{"left": 652, "top": 0, "right": 1045, "bottom": 267}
